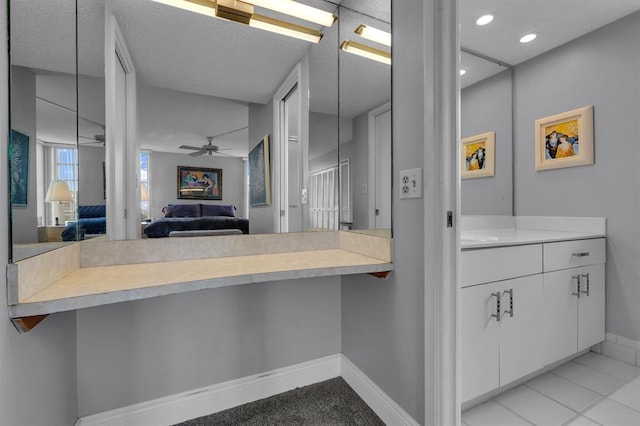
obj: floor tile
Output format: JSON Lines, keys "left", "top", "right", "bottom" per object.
{"left": 583, "top": 399, "right": 640, "bottom": 425}
{"left": 574, "top": 351, "right": 640, "bottom": 381}
{"left": 564, "top": 415, "right": 601, "bottom": 426}
{"left": 552, "top": 361, "right": 625, "bottom": 395}
{"left": 609, "top": 382, "right": 640, "bottom": 412}
{"left": 495, "top": 385, "right": 576, "bottom": 426}
{"left": 462, "top": 400, "right": 532, "bottom": 426}
{"left": 525, "top": 372, "right": 603, "bottom": 412}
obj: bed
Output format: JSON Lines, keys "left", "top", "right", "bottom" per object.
{"left": 61, "top": 205, "right": 107, "bottom": 241}
{"left": 143, "top": 203, "right": 249, "bottom": 238}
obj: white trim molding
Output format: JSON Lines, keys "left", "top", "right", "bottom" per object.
{"left": 75, "top": 354, "right": 418, "bottom": 426}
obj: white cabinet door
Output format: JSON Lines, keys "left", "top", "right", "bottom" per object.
{"left": 541, "top": 268, "right": 580, "bottom": 365}
{"left": 578, "top": 264, "right": 605, "bottom": 351}
{"left": 499, "top": 275, "right": 544, "bottom": 386}
{"left": 461, "top": 282, "right": 501, "bottom": 402}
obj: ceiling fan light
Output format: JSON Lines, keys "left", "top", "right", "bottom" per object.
{"left": 249, "top": 0, "right": 337, "bottom": 27}
{"left": 460, "top": 69, "right": 467, "bottom": 76}
{"left": 340, "top": 40, "right": 391, "bottom": 65}
{"left": 250, "top": 14, "right": 323, "bottom": 43}
{"left": 354, "top": 24, "right": 391, "bottom": 46}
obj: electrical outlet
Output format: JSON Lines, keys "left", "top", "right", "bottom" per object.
{"left": 399, "top": 168, "right": 422, "bottom": 199}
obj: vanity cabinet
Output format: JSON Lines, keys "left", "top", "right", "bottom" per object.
{"left": 541, "top": 239, "right": 606, "bottom": 365}
{"left": 461, "top": 237, "right": 606, "bottom": 404}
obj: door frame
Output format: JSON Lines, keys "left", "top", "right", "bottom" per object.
{"left": 105, "top": 14, "right": 138, "bottom": 240}
{"left": 368, "top": 101, "right": 392, "bottom": 228}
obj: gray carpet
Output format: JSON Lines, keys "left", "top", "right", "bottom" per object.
{"left": 174, "top": 377, "right": 385, "bottom": 425}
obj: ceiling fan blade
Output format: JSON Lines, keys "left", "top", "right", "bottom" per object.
{"left": 179, "top": 145, "right": 204, "bottom": 150}
{"left": 214, "top": 151, "right": 236, "bottom": 157}
{"left": 189, "top": 149, "right": 207, "bottom": 157}
{"left": 217, "top": 148, "right": 234, "bottom": 151}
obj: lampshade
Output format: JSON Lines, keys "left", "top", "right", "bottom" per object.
{"left": 141, "top": 183, "right": 149, "bottom": 201}
{"left": 45, "top": 180, "right": 73, "bottom": 203}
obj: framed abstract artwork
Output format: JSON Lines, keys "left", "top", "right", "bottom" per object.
{"left": 9, "top": 129, "right": 29, "bottom": 206}
{"left": 249, "top": 134, "right": 271, "bottom": 206}
{"left": 534, "top": 105, "right": 594, "bottom": 171}
{"left": 461, "top": 131, "right": 495, "bottom": 179}
{"left": 177, "top": 166, "right": 222, "bottom": 200}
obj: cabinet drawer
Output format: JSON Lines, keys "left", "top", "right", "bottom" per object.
{"left": 544, "top": 238, "right": 605, "bottom": 272}
{"left": 461, "top": 244, "right": 542, "bottom": 287}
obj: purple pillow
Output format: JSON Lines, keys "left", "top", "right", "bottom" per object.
{"left": 201, "top": 204, "right": 235, "bottom": 217}
{"left": 162, "top": 204, "right": 201, "bottom": 218}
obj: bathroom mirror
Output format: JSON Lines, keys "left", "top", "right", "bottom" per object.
{"left": 9, "top": 0, "right": 79, "bottom": 262}
{"left": 337, "top": 0, "right": 391, "bottom": 235}
{"left": 460, "top": 52, "right": 512, "bottom": 216}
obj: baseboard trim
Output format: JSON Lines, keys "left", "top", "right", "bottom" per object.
{"left": 75, "top": 354, "right": 341, "bottom": 426}
{"left": 75, "top": 353, "right": 417, "bottom": 426}
{"left": 340, "top": 354, "right": 419, "bottom": 425}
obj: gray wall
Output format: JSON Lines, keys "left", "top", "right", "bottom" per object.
{"left": 149, "top": 151, "right": 245, "bottom": 220}
{"left": 10, "top": 66, "right": 38, "bottom": 243}
{"left": 461, "top": 69, "right": 513, "bottom": 215}
{"left": 513, "top": 11, "right": 640, "bottom": 341}
{"left": 78, "top": 145, "right": 106, "bottom": 207}
{"left": 76, "top": 277, "right": 341, "bottom": 416}
{"left": 248, "top": 101, "right": 275, "bottom": 233}
{"left": 0, "top": 3, "right": 78, "bottom": 424}
{"left": 342, "top": 0, "right": 426, "bottom": 422}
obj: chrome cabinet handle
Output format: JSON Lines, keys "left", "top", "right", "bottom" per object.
{"left": 502, "top": 288, "right": 514, "bottom": 318}
{"left": 580, "top": 273, "right": 590, "bottom": 296}
{"left": 572, "top": 275, "right": 581, "bottom": 298}
{"left": 572, "top": 252, "right": 590, "bottom": 258}
{"left": 490, "top": 291, "right": 501, "bottom": 322}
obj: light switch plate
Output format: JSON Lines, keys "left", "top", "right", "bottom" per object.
{"left": 400, "top": 167, "right": 422, "bottom": 199}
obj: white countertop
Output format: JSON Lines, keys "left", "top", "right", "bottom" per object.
{"left": 461, "top": 228, "right": 605, "bottom": 249}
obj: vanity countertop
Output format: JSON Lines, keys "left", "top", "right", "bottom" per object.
{"left": 460, "top": 215, "right": 606, "bottom": 250}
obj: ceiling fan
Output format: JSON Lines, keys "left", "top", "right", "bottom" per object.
{"left": 178, "top": 127, "right": 247, "bottom": 157}
{"left": 79, "top": 132, "right": 105, "bottom": 146}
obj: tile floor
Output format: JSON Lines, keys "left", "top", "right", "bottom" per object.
{"left": 462, "top": 351, "right": 640, "bottom": 426}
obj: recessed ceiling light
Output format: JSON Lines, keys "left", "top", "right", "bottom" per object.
{"left": 460, "top": 69, "right": 467, "bottom": 76}
{"left": 520, "top": 33, "right": 537, "bottom": 43}
{"left": 475, "top": 14, "right": 494, "bottom": 26}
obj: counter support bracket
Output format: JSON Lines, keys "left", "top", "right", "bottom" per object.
{"left": 368, "top": 270, "right": 392, "bottom": 279}
{"left": 10, "top": 314, "right": 48, "bottom": 333}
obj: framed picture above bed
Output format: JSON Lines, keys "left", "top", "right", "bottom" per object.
{"left": 249, "top": 134, "right": 271, "bottom": 206}
{"left": 177, "top": 166, "right": 222, "bottom": 200}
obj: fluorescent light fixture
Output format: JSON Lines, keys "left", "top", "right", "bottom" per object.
{"left": 249, "top": 0, "right": 336, "bottom": 27}
{"left": 151, "top": 0, "right": 323, "bottom": 43}
{"left": 340, "top": 40, "right": 391, "bottom": 65}
{"left": 460, "top": 69, "right": 467, "bottom": 76}
{"left": 520, "top": 33, "right": 537, "bottom": 43}
{"left": 151, "top": 0, "right": 216, "bottom": 16}
{"left": 354, "top": 24, "right": 391, "bottom": 47}
{"left": 475, "top": 14, "right": 494, "bottom": 26}
{"left": 251, "top": 14, "right": 323, "bottom": 43}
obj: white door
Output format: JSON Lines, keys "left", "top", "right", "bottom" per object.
{"left": 460, "top": 282, "right": 501, "bottom": 403}
{"left": 369, "top": 103, "right": 391, "bottom": 229}
{"left": 578, "top": 264, "right": 606, "bottom": 351}
{"left": 499, "top": 275, "right": 544, "bottom": 386}
{"left": 284, "top": 85, "right": 303, "bottom": 232}
{"left": 541, "top": 268, "right": 580, "bottom": 365}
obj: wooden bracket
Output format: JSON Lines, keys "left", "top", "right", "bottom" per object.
{"left": 10, "top": 315, "right": 48, "bottom": 333}
{"left": 368, "top": 270, "right": 392, "bottom": 279}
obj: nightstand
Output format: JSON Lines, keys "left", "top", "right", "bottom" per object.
{"left": 37, "top": 225, "right": 66, "bottom": 242}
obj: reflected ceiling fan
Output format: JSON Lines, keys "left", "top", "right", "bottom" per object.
{"left": 79, "top": 126, "right": 106, "bottom": 146}
{"left": 179, "top": 127, "right": 247, "bottom": 157}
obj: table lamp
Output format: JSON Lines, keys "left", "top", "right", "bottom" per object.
{"left": 45, "top": 180, "right": 73, "bottom": 226}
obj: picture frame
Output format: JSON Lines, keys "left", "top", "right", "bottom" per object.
{"left": 461, "top": 131, "right": 495, "bottom": 179}
{"left": 177, "top": 166, "right": 222, "bottom": 200}
{"left": 249, "top": 134, "right": 271, "bottom": 206}
{"left": 534, "top": 105, "right": 594, "bottom": 171}
{"left": 9, "top": 129, "right": 29, "bottom": 206}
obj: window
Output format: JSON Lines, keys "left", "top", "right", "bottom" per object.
{"left": 140, "top": 151, "right": 150, "bottom": 220}
{"left": 55, "top": 147, "right": 78, "bottom": 221}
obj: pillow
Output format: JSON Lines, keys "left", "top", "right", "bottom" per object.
{"left": 78, "top": 205, "right": 106, "bottom": 218}
{"left": 201, "top": 204, "right": 235, "bottom": 217}
{"left": 162, "top": 204, "right": 201, "bottom": 218}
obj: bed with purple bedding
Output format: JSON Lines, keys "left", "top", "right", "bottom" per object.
{"left": 143, "top": 203, "right": 248, "bottom": 238}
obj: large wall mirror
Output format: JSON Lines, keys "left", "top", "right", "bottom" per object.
{"left": 8, "top": 0, "right": 392, "bottom": 263}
